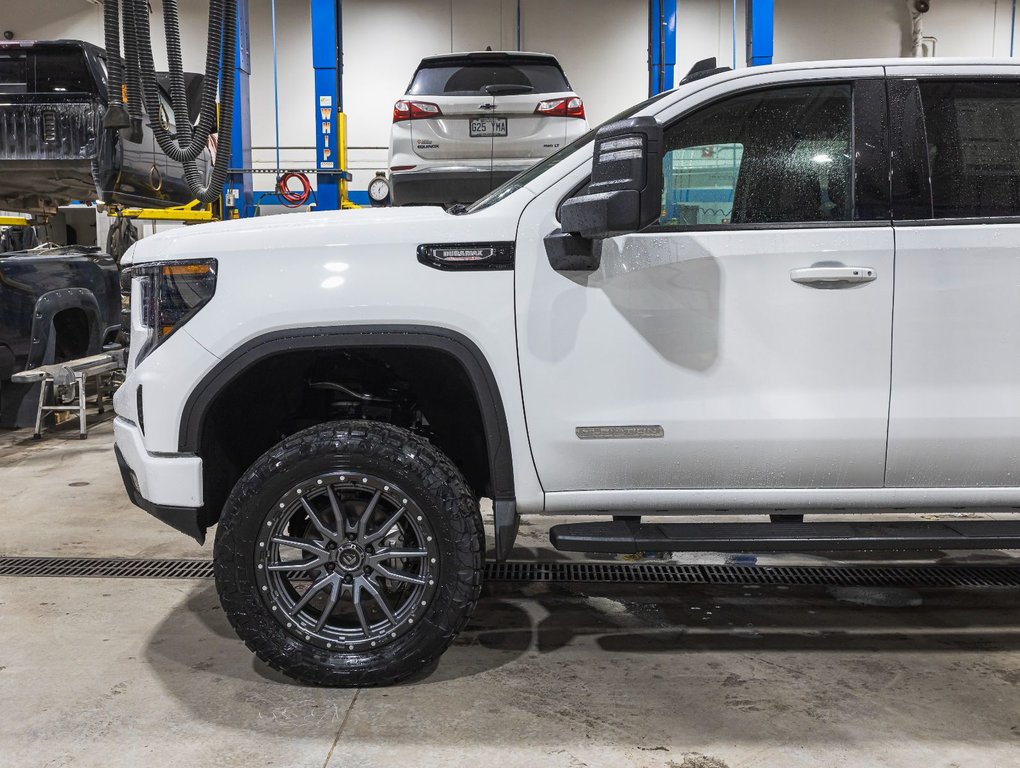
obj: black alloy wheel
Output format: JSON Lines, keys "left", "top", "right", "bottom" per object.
{"left": 215, "top": 421, "right": 484, "bottom": 686}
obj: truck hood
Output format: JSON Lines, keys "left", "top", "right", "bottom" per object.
{"left": 121, "top": 205, "right": 516, "bottom": 267}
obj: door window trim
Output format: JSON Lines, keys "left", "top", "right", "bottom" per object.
{"left": 891, "top": 75, "right": 1020, "bottom": 226}
{"left": 644, "top": 78, "right": 891, "bottom": 233}
{"left": 887, "top": 77, "right": 933, "bottom": 222}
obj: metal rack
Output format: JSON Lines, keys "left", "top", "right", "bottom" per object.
{"left": 11, "top": 349, "right": 125, "bottom": 439}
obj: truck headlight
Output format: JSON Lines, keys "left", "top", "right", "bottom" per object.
{"left": 121, "top": 259, "right": 217, "bottom": 363}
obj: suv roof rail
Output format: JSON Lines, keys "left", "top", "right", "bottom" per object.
{"left": 679, "top": 57, "right": 732, "bottom": 85}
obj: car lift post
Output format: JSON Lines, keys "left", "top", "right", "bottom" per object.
{"left": 226, "top": 0, "right": 254, "bottom": 218}
{"left": 311, "top": 0, "right": 343, "bottom": 211}
{"left": 648, "top": 0, "right": 677, "bottom": 96}
{"left": 746, "top": 0, "right": 774, "bottom": 67}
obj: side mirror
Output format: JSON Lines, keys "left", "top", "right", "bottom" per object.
{"left": 559, "top": 116, "right": 663, "bottom": 241}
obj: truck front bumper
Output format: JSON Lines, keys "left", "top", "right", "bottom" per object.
{"left": 113, "top": 416, "right": 207, "bottom": 544}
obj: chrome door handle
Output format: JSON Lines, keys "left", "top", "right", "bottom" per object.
{"left": 790, "top": 266, "right": 877, "bottom": 286}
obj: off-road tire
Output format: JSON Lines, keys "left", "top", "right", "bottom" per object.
{"left": 214, "top": 420, "right": 484, "bottom": 686}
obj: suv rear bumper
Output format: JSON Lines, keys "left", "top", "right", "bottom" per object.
{"left": 114, "top": 416, "right": 206, "bottom": 543}
{"left": 391, "top": 167, "right": 526, "bottom": 205}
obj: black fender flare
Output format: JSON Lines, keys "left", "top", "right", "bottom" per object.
{"left": 178, "top": 325, "right": 516, "bottom": 502}
{"left": 28, "top": 288, "right": 104, "bottom": 368}
{"left": 0, "top": 344, "right": 14, "bottom": 381}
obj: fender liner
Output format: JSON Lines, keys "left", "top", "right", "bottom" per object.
{"left": 178, "top": 325, "right": 517, "bottom": 503}
{"left": 1, "top": 288, "right": 103, "bottom": 428}
{"left": 27, "top": 288, "right": 104, "bottom": 368}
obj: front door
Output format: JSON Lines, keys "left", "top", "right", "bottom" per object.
{"left": 515, "top": 78, "right": 895, "bottom": 493}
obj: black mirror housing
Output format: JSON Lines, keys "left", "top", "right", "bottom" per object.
{"left": 544, "top": 229, "right": 601, "bottom": 271}
{"left": 559, "top": 116, "right": 663, "bottom": 240}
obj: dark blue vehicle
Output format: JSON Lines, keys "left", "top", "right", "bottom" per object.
{"left": 0, "top": 246, "right": 120, "bottom": 427}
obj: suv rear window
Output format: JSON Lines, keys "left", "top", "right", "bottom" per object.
{"left": 408, "top": 59, "right": 570, "bottom": 96}
{"left": 0, "top": 48, "right": 93, "bottom": 94}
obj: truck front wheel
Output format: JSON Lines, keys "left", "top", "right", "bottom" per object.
{"left": 214, "top": 420, "right": 484, "bottom": 686}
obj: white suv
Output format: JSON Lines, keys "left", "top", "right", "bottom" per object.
{"left": 115, "top": 58, "right": 1020, "bottom": 687}
{"left": 387, "top": 51, "right": 588, "bottom": 205}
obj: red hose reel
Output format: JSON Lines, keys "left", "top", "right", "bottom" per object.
{"left": 276, "top": 171, "right": 312, "bottom": 207}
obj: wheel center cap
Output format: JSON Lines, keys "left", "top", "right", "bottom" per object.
{"left": 334, "top": 543, "right": 365, "bottom": 571}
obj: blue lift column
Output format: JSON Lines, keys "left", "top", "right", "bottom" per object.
{"left": 227, "top": 0, "right": 254, "bottom": 218}
{"left": 746, "top": 0, "right": 774, "bottom": 67}
{"left": 311, "top": 0, "right": 341, "bottom": 211}
{"left": 648, "top": 0, "right": 677, "bottom": 96}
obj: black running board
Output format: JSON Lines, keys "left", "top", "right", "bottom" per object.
{"left": 549, "top": 519, "right": 1020, "bottom": 553}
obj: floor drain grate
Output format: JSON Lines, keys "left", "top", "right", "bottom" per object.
{"left": 0, "top": 557, "right": 215, "bottom": 579}
{"left": 0, "top": 556, "right": 1019, "bottom": 588}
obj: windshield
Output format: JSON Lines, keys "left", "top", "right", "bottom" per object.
{"left": 463, "top": 89, "right": 676, "bottom": 213}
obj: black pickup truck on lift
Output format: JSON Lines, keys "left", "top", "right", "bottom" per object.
{"left": 0, "top": 39, "right": 209, "bottom": 215}
{"left": 0, "top": 245, "right": 120, "bottom": 428}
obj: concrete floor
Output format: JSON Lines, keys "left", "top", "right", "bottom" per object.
{"left": 2, "top": 415, "right": 1020, "bottom": 767}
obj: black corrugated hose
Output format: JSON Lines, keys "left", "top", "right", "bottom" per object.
{"left": 101, "top": 0, "right": 131, "bottom": 129}
{"left": 132, "top": 0, "right": 225, "bottom": 163}
{"left": 159, "top": 0, "right": 196, "bottom": 151}
{"left": 111, "top": 0, "right": 237, "bottom": 203}
{"left": 119, "top": 0, "right": 146, "bottom": 129}
{"left": 131, "top": 0, "right": 236, "bottom": 202}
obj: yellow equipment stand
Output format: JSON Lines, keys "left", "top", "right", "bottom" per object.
{"left": 113, "top": 199, "right": 215, "bottom": 222}
{"left": 0, "top": 215, "right": 32, "bottom": 227}
{"left": 337, "top": 113, "right": 361, "bottom": 210}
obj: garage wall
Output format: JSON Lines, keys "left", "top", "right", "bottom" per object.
{"left": 341, "top": 0, "right": 648, "bottom": 197}
{"left": 3, "top": 0, "right": 1020, "bottom": 203}
{"left": 774, "top": 0, "right": 1015, "bottom": 61}
{"left": 1, "top": 2, "right": 101, "bottom": 44}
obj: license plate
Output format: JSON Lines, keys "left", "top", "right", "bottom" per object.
{"left": 469, "top": 117, "right": 507, "bottom": 137}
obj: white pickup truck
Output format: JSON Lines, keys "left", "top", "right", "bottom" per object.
{"left": 114, "top": 58, "right": 1020, "bottom": 686}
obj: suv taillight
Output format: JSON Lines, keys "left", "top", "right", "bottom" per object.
{"left": 535, "top": 97, "right": 585, "bottom": 119}
{"left": 393, "top": 100, "right": 442, "bottom": 122}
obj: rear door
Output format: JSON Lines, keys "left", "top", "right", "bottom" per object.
{"left": 155, "top": 87, "right": 183, "bottom": 201}
{"left": 885, "top": 66, "right": 1020, "bottom": 487}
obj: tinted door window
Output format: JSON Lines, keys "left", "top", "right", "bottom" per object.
{"left": 658, "top": 84, "right": 852, "bottom": 226}
{"left": 918, "top": 80, "right": 1020, "bottom": 218}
